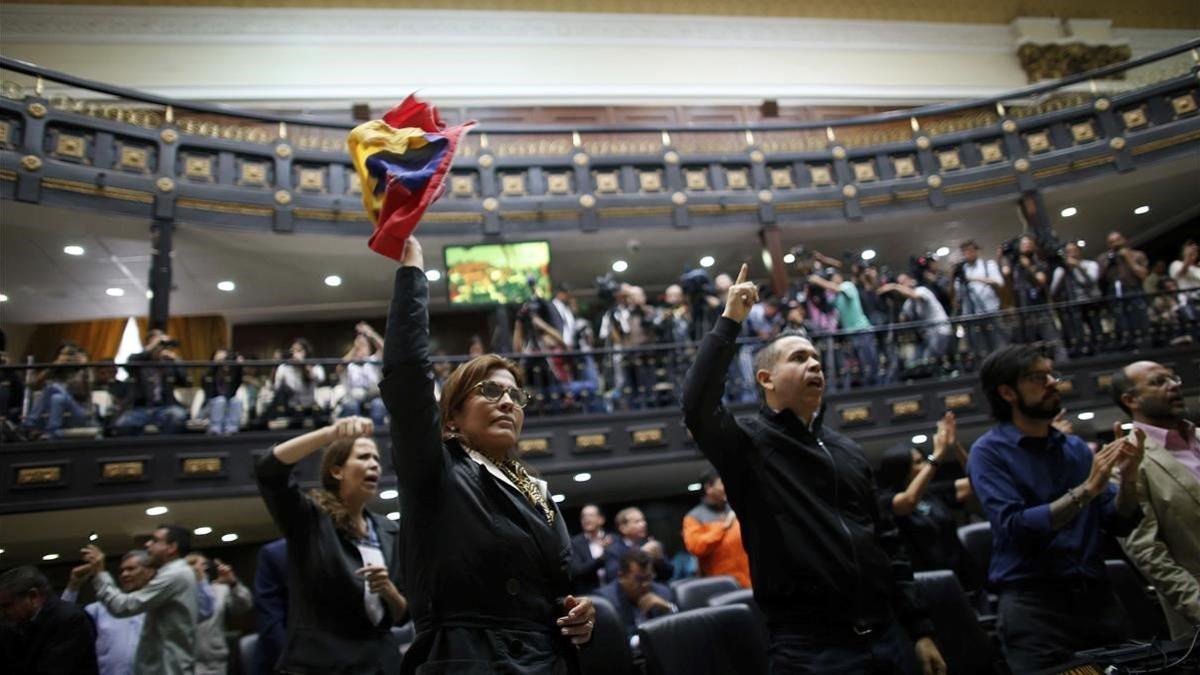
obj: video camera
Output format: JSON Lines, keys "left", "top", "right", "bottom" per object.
{"left": 594, "top": 273, "right": 621, "bottom": 307}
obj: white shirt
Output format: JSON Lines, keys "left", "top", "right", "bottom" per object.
{"left": 463, "top": 446, "right": 549, "bottom": 500}
{"left": 552, "top": 298, "right": 578, "bottom": 349}
{"left": 342, "top": 356, "right": 382, "bottom": 391}
{"left": 902, "top": 286, "right": 953, "bottom": 335}
{"left": 1170, "top": 260, "right": 1200, "bottom": 295}
{"left": 956, "top": 259, "right": 1003, "bottom": 314}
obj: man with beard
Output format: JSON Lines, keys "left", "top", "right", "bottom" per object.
{"left": 1113, "top": 361, "right": 1200, "bottom": 640}
{"left": 969, "top": 345, "right": 1143, "bottom": 672}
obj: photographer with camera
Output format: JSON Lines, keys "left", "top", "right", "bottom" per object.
{"left": 953, "top": 240, "right": 1008, "bottom": 363}
{"left": 337, "top": 322, "right": 387, "bottom": 426}
{"left": 1050, "top": 242, "right": 1104, "bottom": 357}
{"left": 600, "top": 284, "right": 660, "bottom": 409}
{"left": 513, "top": 280, "right": 570, "bottom": 413}
{"left": 115, "top": 329, "right": 190, "bottom": 436}
{"left": 20, "top": 341, "right": 95, "bottom": 440}
{"left": 269, "top": 338, "right": 327, "bottom": 427}
{"left": 807, "top": 268, "right": 879, "bottom": 388}
{"left": 1098, "top": 230, "right": 1150, "bottom": 350}
{"left": 878, "top": 273, "right": 953, "bottom": 375}
{"left": 1001, "top": 235, "right": 1067, "bottom": 361}
{"left": 202, "top": 348, "right": 245, "bottom": 436}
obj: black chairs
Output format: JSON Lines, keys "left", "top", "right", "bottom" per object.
{"left": 672, "top": 575, "right": 740, "bottom": 611}
{"left": 914, "top": 570, "right": 999, "bottom": 674}
{"left": 238, "top": 633, "right": 257, "bottom": 675}
{"left": 707, "top": 588, "right": 769, "bottom": 654}
{"left": 579, "top": 595, "right": 635, "bottom": 675}
{"left": 1105, "top": 559, "right": 1170, "bottom": 640}
{"left": 957, "top": 521, "right": 994, "bottom": 613}
{"left": 638, "top": 605, "right": 769, "bottom": 675}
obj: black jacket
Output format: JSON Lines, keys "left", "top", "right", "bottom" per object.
{"left": 380, "top": 267, "right": 579, "bottom": 675}
{"left": 255, "top": 452, "right": 403, "bottom": 674}
{"left": 567, "top": 533, "right": 618, "bottom": 595}
{"left": 0, "top": 595, "right": 98, "bottom": 675}
{"left": 124, "top": 350, "right": 190, "bottom": 408}
{"left": 682, "top": 317, "right": 933, "bottom": 639}
{"left": 202, "top": 364, "right": 243, "bottom": 401}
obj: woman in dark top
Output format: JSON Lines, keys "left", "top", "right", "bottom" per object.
{"left": 876, "top": 412, "right": 973, "bottom": 577}
{"left": 256, "top": 416, "right": 407, "bottom": 674}
{"left": 201, "top": 348, "right": 243, "bottom": 435}
{"left": 380, "top": 236, "right": 594, "bottom": 675}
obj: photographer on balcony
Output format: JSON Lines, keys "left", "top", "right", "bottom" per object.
{"left": 21, "top": 341, "right": 95, "bottom": 440}
{"left": 1050, "top": 242, "right": 1104, "bottom": 357}
{"left": 807, "top": 266, "right": 879, "bottom": 389}
{"left": 201, "top": 348, "right": 244, "bottom": 436}
{"left": 878, "top": 272, "right": 953, "bottom": 376}
{"left": 1001, "top": 235, "right": 1067, "bottom": 361}
{"left": 1098, "top": 230, "right": 1151, "bottom": 350}
{"left": 952, "top": 240, "right": 1007, "bottom": 365}
{"left": 270, "top": 338, "right": 327, "bottom": 427}
{"left": 115, "top": 330, "right": 189, "bottom": 436}
{"left": 601, "top": 284, "right": 660, "bottom": 409}
{"left": 338, "top": 322, "right": 387, "bottom": 426}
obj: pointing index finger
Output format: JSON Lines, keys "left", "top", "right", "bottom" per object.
{"left": 735, "top": 263, "right": 749, "bottom": 286}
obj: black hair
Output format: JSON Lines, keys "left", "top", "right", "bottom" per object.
{"left": 0, "top": 566, "right": 50, "bottom": 597}
{"left": 751, "top": 330, "right": 814, "bottom": 394}
{"left": 701, "top": 466, "right": 721, "bottom": 488}
{"left": 157, "top": 524, "right": 191, "bottom": 557}
{"left": 618, "top": 548, "right": 653, "bottom": 575}
{"left": 980, "top": 344, "right": 1047, "bottom": 421}
{"left": 960, "top": 239, "right": 978, "bottom": 250}
{"left": 1111, "top": 365, "right": 1134, "bottom": 416}
{"left": 580, "top": 503, "right": 604, "bottom": 517}
{"left": 876, "top": 442, "right": 919, "bottom": 494}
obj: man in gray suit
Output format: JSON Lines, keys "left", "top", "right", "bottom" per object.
{"left": 1113, "top": 361, "right": 1200, "bottom": 639}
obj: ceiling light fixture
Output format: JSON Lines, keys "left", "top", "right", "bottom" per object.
{"left": 699, "top": 256, "right": 716, "bottom": 268}
{"left": 221, "top": 533, "right": 239, "bottom": 543}
{"left": 386, "top": 511, "right": 401, "bottom": 521}
{"left": 1077, "top": 240, "right": 1086, "bottom": 247}
{"left": 611, "top": 260, "right": 628, "bottom": 273}
{"left": 145, "top": 505, "right": 169, "bottom": 516}
{"left": 1121, "top": 422, "right": 1134, "bottom": 430}
{"left": 145, "top": 290, "right": 154, "bottom": 299}
{"left": 42, "top": 553, "right": 60, "bottom": 561}
{"left": 552, "top": 494, "right": 566, "bottom": 503}
{"left": 106, "top": 287, "right": 125, "bottom": 297}
{"left": 89, "top": 533, "right": 99, "bottom": 542}
{"left": 687, "top": 482, "right": 702, "bottom": 492}
{"left": 935, "top": 246, "right": 950, "bottom": 257}
{"left": 216, "top": 281, "right": 236, "bottom": 292}
{"left": 1077, "top": 411, "right": 1096, "bottom": 421}
{"left": 1060, "top": 207, "right": 1078, "bottom": 218}
{"left": 911, "top": 434, "right": 928, "bottom": 444}
{"left": 425, "top": 270, "right": 442, "bottom": 282}
{"left": 324, "top": 275, "right": 343, "bottom": 287}
{"left": 1134, "top": 205, "right": 1150, "bottom": 215}
{"left": 379, "top": 489, "right": 399, "bottom": 500}
{"left": 194, "top": 527, "right": 213, "bottom": 536}
{"left": 0, "top": 294, "right": 7, "bottom": 302}
{"left": 861, "top": 249, "right": 877, "bottom": 261}
{"left": 573, "top": 472, "right": 592, "bottom": 483}
{"left": 63, "top": 245, "right": 85, "bottom": 256}
{"left": 783, "top": 253, "right": 796, "bottom": 264}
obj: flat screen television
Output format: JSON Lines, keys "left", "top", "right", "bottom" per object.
{"left": 444, "top": 240, "right": 552, "bottom": 305}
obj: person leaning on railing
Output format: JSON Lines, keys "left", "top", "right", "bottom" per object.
{"left": 379, "top": 235, "right": 595, "bottom": 674}
{"left": 20, "top": 341, "right": 95, "bottom": 440}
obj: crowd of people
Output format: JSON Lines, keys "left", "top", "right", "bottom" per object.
{"left": 2, "top": 234, "right": 1197, "bottom": 675}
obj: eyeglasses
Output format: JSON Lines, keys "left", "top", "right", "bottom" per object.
{"left": 471, "top": 380, "right": 530, "bottom": 408}
{"left": 1020, "top": 371, "right": 1064, "bottom": 385}
{"left": 1144, "top": 374, "right": 1183, "bottom": 388}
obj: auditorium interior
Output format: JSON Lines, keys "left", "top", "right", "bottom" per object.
{"left": 1, "top": 1, "right": 1199, "bottom": 673}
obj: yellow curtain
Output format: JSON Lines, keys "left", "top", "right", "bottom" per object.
{"left": 27, "top": 318, "right": 128, "bottom": 362}
{"left": 135, "top": 315, "right": 230, "bottom": 361}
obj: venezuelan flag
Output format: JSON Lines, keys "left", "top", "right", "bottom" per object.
{"left": 347, "top": 96, "right": 475, "bottom": 260}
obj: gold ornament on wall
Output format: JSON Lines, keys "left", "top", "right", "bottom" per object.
{"left": 21, "top": 155, "right": 42, "bottom": 171}
{"left": 27, "top": 102, "right": 47, "bottom": 118}
{"left": 160, "top": 129, "right": 178, "bottom": 144}
{"left": 156, "top": 177, "right": 175, "bottom": 192}
{"left": 481, "top": 197, "right": 499, "bottom": 212}
{"left": 841, "top": 185, "right": 858, "bottom": 198}
{"left": 578, "top": 194, "right": 596, "bottom": 208}
{"left": 274, "top": 190, "right": 292, "bottom": 205}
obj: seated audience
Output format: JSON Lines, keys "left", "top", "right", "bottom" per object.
{"left": 270, "top": 338, "right": 326, "bottom": 424}
{"left": 201, "top": 348, "right": 244, "bottom": 436}
{"left": 22, "top": 341, "right": 94, "bottom": 440}
{"left": 0, "top": 565, "right": 98, "bottom": 674}
{"left": 875, "top": 412, "right": 972, "bottom": 578}
{"left": 595, "top": 549, "right": 678, "bottom": 643}
{"left": 115, "top": 330, "right": 190, "bottom": 435}
{"left": 63, "top": 549, "right": 155, "bottom": 675}
{"left": 338, "top": 322, "right": 387, "bottom": 426}
{"left": 610, "top": 506, "right": 674, "bottom": 583}
{"left": 1170, "top": 239, "right": 1200, "bottom": 301}
{"left": 569, "top": 503, "right": 618, "bottom": 595}
{"left": 1113, "top": 361, "right": 1200, "bottom": 640}
{"left": 187, "top": 553, "right": 253, "bottom": 675}
{"left": 682, "top": 467, "right": 751, "bottom": 588}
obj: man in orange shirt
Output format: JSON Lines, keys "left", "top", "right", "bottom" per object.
{"left": 682, "top": 468, "right": 751, "bottom": 588}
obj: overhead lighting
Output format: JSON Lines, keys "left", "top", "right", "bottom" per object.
{"left": 63, "top": 245, "right": 85, "bottom": 256}
{"left": 106, "top": 287, "right": 125, "bottom": 297}
{"left": 217, "top": 280, "right": 236, "bottom": 292}
{"left": 1076, "top": 240, "right": 1086, "bottom": 248}
{"left": 1077, "top": 411, "right": 1096, "bottom": 421}
{"left": 145, "top": 290, "right": 154, "bottom": 299}
{"left": 573, "top": 472, "right": 592, "bottom": 483}
{"left": 324, "top": 275, "right": 343, "bottom": 287}
{"left": 379, "top": 489, "right": 399, "bottom": 500}
{"left": 783, "top": 253, "right": 796, "bottom": 264}
{"left": 145, "top": 505, "right": 168, "bottom": 516}
{"left": 88, "top": 533, "right": 99, "bottom": 542}
{"left": 1121, "top": 422, "right": 1134, "bottom": 430}
{"left": 221, "top": 533, "right": 239, "bottom": 543}
{"left": 861, "top": 249, "right": 877, "bottom": 261}
{"left": 1060, "top": 207, "right": 1078, "bottom": 218}
{"left": 911, "top": 434, "right": 928, "bottom": 444}
{"left": 611, "top": 260, "right": 628, "bottom": 273}
{"left": 552, "top": 494, "right": 566, "bottom": 503}
{"left": 935, "top": 246, "right": 950, "bottom": 257}
{"left": 0, "top": 549, "right": 5, "bottom": 555}
{"left": 687, "top": 482, "right": 702, "bottom": 492}
{"left": 699, "top": 256, "right": 715, "bottom": 268}
{"left": 0, "top": 294, "right": 7, "bottom": 302}
{"left": 1134, "top": 205, "right": 1150, "bottom": 215}
{"left": 425, "top": 270, "right": 442, "bottom": 282}
{"left": 42, "top": 553, "right": 60, "bottom": 561}
{"left": 193, "top": 526, "right": 213, "bottom": 536}
{"left": 386, "top": 511, "right": 401, "bottom": 521}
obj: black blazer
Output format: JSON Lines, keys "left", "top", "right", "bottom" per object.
{"left": 256, "top": 452, "right": 404, "bottom": 674}
{"left": 0, "top": 595, "right": 98, "bottom": 675}
{"left": 380, "top": 267, "right": 579, "bottom": 675}
{"left": 568, "top": 533, "right": 618, "bottom": 595}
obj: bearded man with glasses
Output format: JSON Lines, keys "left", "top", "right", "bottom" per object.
{"left": 1112, "top": 362, "right": 1200, "bottom": 640}
{"left": 969, "top": 344, "right": 1144, "bottom": 672}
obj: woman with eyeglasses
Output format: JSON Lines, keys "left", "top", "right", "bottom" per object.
{"left": 380, "top": 236, "right": 594, "bottom": 675}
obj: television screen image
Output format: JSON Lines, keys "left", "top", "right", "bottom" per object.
{"left": 444, "top": 241, "right": 552, "bottom": 305}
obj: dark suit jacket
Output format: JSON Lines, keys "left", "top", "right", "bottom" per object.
{"left": 594, "top": 580, "right": 676, "bottom": 640}
{"left": 0, "top": 595, "right": 98, "bottom": 675}
{"left": 607, "top": 537, "right": 674, "bottom": 583}
{"left": 568, "top": 532, "right": 619, "bottom": 595}
{"left": 381, "top": 267, "right": 580, "bottom": 675}
{"left": 256, "top": 452, "right": 404, "bottom": 675}
{"left": 253, "top": 537, "right": 288, "bottom": 675}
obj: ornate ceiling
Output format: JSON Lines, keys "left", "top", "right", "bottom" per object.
{"left": 9, "top": 0, "right": 1199, "bottom": 29}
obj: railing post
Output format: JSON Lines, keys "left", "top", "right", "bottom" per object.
{"left": 148, "top": 216, "right": 174, "bottom": 331}
{"left": 759, "top": 226, "right": 790, "bottom": 299}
